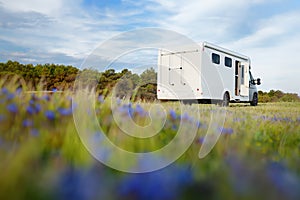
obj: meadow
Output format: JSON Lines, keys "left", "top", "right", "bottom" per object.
{"left": 0, "top": 78, "right": 300, "bottom": 200}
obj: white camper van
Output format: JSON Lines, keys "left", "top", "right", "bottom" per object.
{"left": 157, "top": 42, "right": 261, "bottom": 106}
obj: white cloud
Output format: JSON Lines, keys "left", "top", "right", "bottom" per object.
{"left": 149, "top": 0, "right": 283, "bottom": 42}
{"left": 0, "top": 0, "right": 124, "bottom": 62}
{"left": 0, "top": 0, "right": 63, "bottom": 15}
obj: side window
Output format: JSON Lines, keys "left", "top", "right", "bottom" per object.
{"left": 225, "top": 57, "right": 232, "bottom": 68}
{"left": 212, "top": 53, "right": 220, "bottom": 64}
{"left": 241, "top": 65, "right": 244, "bottom": 84}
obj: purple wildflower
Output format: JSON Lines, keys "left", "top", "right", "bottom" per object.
{"left": 26, "top": 103, "right": 41, "bottom": 115}
{"left": 29, "top": 99, "right": 35, "bottom": 105}
{"left": 181, "top": 112, "right": 191, "bottom": 121}
{"left": 271, "top": 116, "right": 278, "bottom": 122}
{"left": 6, "top": 92, "right": 15, "bottom": 100}
{"left": 171, "top": 124, "right": 178, "bottom": 130}
{"left": 57, "top": 107, "right": 72, "bottom": 116}
{"left": 26, "top": 105, "right": 36, "bottom": 115}
{"left": 169, "top": 109, "right": 177, "bottom": 120}
{"left": 98, "top": 95, "right": 104, "bottom": 103}
{"left": 45, "top": 110, "right": 55, "bottom": 120}
{"left": 266, "top": 162, "right": 300, "bottom": 199}
{"left": 15, "top": 87, "right": 22, "bottom": 94}
{"left": 135, "top": 104, "right": 146, "bottom": 117}
{"left": 128, "top": 106, "right": 134, "bottom": 118}
{"left": 219, "top": 127, "right": 234, "bottom": 135}
{"left": 35, "top": 103, "right": 41, "bottom": 112}
{"left": 195, "top": 120, "right": 202, "bottom": 128}
{"left": 196, "top": 137, "right": 205, "bottom": 144}
{"left": 1, "top": 87, "right": 9, "bottom": 94}
{"left": 22, "top": 119, "right": 33, "bottom": 127}
{"left": 7, "top": 103, "right": 18, "bottom": 114}
{"left": 119, "top": 164, "right": 193, "bottom": 200}
{"left": 42, "top": 94, "right": 50, "bottom": 101}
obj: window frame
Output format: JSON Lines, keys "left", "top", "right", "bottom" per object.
{"left": 212, "top": 53, "right": 220, "bottom": 65}
{"left": 224, "top": 56, "right": 232, "bottom": 68}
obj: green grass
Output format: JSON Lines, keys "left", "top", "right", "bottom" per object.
{"left": 0, "top": 80, "right": 299, "bottom": 199}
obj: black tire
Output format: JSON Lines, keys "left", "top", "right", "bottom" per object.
{"left": 222, "top": 92, "right": 230, "bottom": 107}
{"left": 250, "top": 93, "right": 258, "bottom": 106}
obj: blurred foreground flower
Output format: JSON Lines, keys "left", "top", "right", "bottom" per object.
{"left": 45, "top": 110, "right": 55, "bottom": 120}
{"left": 7, "top": 103, "right": 18, "bottom": 114}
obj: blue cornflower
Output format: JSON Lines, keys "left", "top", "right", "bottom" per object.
{"left": 26, "top": 103, "right": 41, "bottom": 115}
{"left": 135, "top": 104, "right": 146, "bottom": 117}
{"left": 271, "top": 116, "right": 278, "bottom": 122}
{"left": 171, "top": 124, "right": 178, "bottom": 130}
{"left": 118, "top": 104, "right": 134, "bottom": 118}
{"left": 29, "top": 99, "right": 35, "bottom": 105}
{"left": 7, "top": 103, "right": 18, "bottom": 113}
{"left": 195, "top": 120, "right": 202, "bottom": 128}
{"left": 57, "top": 167, "right": 99, "bottom": 200}
{"left": 169, "top": 109, "right": 177, "bottom": 120}
{"left": 45, "top": 110, "right": 55, "bottom": 120}
{"left": 52, "top": 88, "right": 58, "bottom": 92}
{"left": 1, "top": 87, "right": 9, "bottom": 94}
{"left": 181, "top": 112, "right": 191, "bottom": 121}
{"left": 128, "top": 106, "right": 134, "bottom": 118}
{"left": 22, "top": 119, "right": 33, "bottom": 127}
{"left": 26, "top": 105, "right": 36, "bottom": 115}
{"left": 119, "top": 164, "right": 193, "bottom": 200}
{"left": 196, "top": 137, "right": 205, "bottom": 144}
{"left": 57, "top": 107, "right": 72, "bottom": 116}
{"left": 266, "top": 161, "right": 300, "bottom": 199}
{"left": 6, "top": 92, "right": 15, "bottom": 100}
{"left": 219, "top": 127, "right": 234, "bottom": 135}
{"left": 42, "top": 94, "right": 50, "bottom": 101}
{"left": 35, "top": 103, "right": 41, "bottom": 112}
{"left": 282, "top": 117, "right": 292, "bottom": 122}
{"left": 98, "top": 95, "right": 104, "bottom": 103}
{"left": 15, "top": 87, "right": 22, "bottom": 95}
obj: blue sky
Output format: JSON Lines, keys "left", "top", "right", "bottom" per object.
{"left": 0, "top": 0, "right": 300, "bottom": 94}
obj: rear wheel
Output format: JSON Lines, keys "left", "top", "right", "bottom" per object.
{"left": 250, "top": 93, "right": 258, "bottom": 106}
{"left": 222, "top": 92, "right": 230, "bottom": 107}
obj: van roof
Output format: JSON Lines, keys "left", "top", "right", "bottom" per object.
{"left": 202, "top": 41, "right": 250, "bottom": 62}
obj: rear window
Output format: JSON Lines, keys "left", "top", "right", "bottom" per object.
{"left": 212, "top": 53, "right": 220, "bottom": 64}
{"left": 225, "top": 57, "right": 232, "bottom": 67}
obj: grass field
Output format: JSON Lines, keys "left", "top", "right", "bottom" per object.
{"left": 0, "top": 80, "right": 300, "bottom": 200}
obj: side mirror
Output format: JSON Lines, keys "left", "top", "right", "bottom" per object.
{"left": 256, "top": 78, "right": 261, "bottom": 85}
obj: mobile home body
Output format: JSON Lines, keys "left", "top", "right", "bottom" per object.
{"left": 157, "top": 42, "right": 261, "bottom": 106}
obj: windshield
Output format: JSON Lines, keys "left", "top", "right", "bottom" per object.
{"left": 249, "top": 71, "right": 254, "bottom": 81}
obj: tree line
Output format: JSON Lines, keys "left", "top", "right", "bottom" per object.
{"left": 0, "top": 60, "right": 157, "bottom": 101}
{"left": 0, "top": 60, "right": 299, "bottom": 102}
{"left": 258, "top": 90, "right": 300, "bottom": 103}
